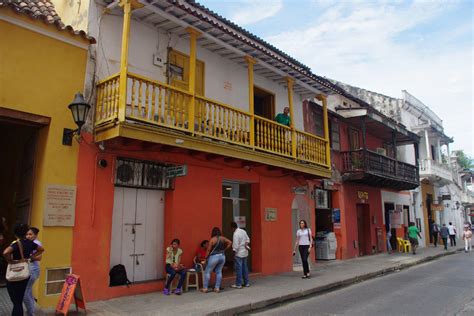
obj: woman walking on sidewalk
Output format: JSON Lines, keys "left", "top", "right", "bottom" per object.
{"left": 463, "top": 226, "right": 472, "bottom": 253}
{"left": 293, "top": 220, "right": 313, "bottom": 279}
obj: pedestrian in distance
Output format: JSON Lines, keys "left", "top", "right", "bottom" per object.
{"left": 440, "top": 224, "right": 449, "bottom": 250}
{"left": 230, "top": 222, "right": 250, "bottom": 289}
{"left": 431, "top": 221, "right": 440, "bottom": 247}
{"left": 201, "top": 227, "right": 232, "bottom": 294}
{"left": 386, "top": 225, "right": 392, "bottom": 254}
{"left": 293, "top": 220, "right": 313, "bottom": 279}
{"left": 163, "top": 239, "right": 186, "bottom": 296}
{"left": 463, "top": 226, "right": 472, "bottom": 253}
{"left": 3, "top": 224, "right": 44, "bottom": 316}
{"left": 407, "top": 222, "right": 422, "bottom": 255}
{"left": 448, "top": 222, "right": 457, "bottom": 247}
{"left": 24, "top": 227, "right": 42, "bottom": 316}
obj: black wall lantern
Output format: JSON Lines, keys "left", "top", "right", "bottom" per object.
{"left": 63, "top": 92, "right": 91, "bottom": 146}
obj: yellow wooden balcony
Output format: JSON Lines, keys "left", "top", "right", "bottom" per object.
{"left": 94, "top": 72, "right": 331, "bottom": 177}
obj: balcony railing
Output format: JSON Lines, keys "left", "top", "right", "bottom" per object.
{"left": 95, "top": 72, "right": 329, "bottom": 168}
{"left": 342, "top": 149, "right": 418, "bottom": 185}
{"left": 419, "top": 158, "right": 452, "bottom": 182}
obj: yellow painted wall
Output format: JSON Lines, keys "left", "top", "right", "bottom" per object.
{"left": 421, "top": 182, "right": 435, "bottom": 242}
{"left": 0, "top": 11, "right": 89, "bottom": 307}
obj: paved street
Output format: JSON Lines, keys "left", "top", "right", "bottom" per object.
{"left": 252, "top": 252, "right": 474, "bottom": 316}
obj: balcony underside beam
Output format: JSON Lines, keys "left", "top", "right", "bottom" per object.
{"left": 95, "top": 123, "right": 332, "bottom": 178}
{"left": 342, "top": 172, "right": 419, "bottom": 191}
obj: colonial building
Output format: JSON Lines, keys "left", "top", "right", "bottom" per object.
{"left": 47, "top": 0, "right": 360, "bottom": 301}
{"left": 0, "top": 0, "right": 93, "bottom": 309}
{"left": 302, "top": 91, "right": 419, "bottom": 259}
{"left": 333, "top": 84, "right": 467, "bottom": 245}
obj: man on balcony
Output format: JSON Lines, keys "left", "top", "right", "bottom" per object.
{"left": 275, "top": 107, "right": 290, "bottom": 127}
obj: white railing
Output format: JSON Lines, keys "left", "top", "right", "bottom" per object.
{"left": 419, "top": 159, "right": 452, "bottom": 182}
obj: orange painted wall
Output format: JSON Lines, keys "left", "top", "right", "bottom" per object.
{"left": 72, "top": 134, "right": 302, "bottom": 301}
{"left": 338, "top": 183, "right": 384, "bottom": 259}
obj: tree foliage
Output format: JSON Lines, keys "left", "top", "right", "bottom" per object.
{"left": 455, "top": 150, "right": 474, "bottom": 170}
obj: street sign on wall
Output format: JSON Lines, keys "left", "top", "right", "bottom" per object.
{"left": 166, "top": 165, "right": 187, "bottom": 178}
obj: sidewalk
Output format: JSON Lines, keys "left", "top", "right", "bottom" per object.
{"left": 41, "top": 247, "right": 461, "bottom": 316}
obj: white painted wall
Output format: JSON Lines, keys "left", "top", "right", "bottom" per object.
{"left": 88, "top": 5, "right": 306, "bottom": 129}
{"left": 381, "top": 190, "right": 426, "bottom": 247}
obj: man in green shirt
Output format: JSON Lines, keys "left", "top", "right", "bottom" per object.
{"left": 408, "top": 222, "right": 422, "bottom": 255}
{"left": 275, "top": 107, "right": 290, "bottom": 126}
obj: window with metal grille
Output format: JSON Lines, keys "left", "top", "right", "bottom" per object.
{"left": 315, "top": 189, "right": 329, "bottom": 209}
{"left": 115, "top": 158, "right": 175, "bottom": 190}
{"left": 45, "top": 267, "right": 71, "bottom": 295}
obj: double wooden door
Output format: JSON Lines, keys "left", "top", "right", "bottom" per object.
{"left": 110, "top": 187, "right": 165, "bottom": 282}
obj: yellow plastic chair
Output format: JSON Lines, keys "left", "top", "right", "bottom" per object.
{"left": 396, "top": 237, "right": 404, "bottom": 252}
{"left": 402, "top": 239, "right": 412, "bottom": 253}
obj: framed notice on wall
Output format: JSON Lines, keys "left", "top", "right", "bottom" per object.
{"left": 43, "top": 184, "right": 76, "bottom": 227}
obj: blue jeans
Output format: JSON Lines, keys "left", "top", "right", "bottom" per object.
{"left": 203, "top": 253, "right": 225, "bottom": 289}
{"left": 24, "top": 263, "right": 40, "bottom": 316}
{"left": 234, "top": 256, "right": 249, "bottom": 286}
{"left": 165, "top": 265, "right": 186, "bottom": 290}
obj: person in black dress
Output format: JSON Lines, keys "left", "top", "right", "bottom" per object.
{"left": 3, "top": 224, "right": 44, "bottom": 316}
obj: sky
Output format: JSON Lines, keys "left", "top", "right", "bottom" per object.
{"left": 199, "top": 0, "right": 474, "bottom": 156}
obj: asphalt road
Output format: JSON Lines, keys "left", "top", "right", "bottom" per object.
{"left": 252, "top": 252, "right": 474, "bottom": 316}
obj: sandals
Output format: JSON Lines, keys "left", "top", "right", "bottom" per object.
{"left": 200, "top": 288, "right": 209, "bottom": 293}
{"left": 214, "top": 288, "right": 221, "bottom": 293}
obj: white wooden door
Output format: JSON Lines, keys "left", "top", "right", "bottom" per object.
{"left": 110, "top": 187, "right": 165, "bottom": 282}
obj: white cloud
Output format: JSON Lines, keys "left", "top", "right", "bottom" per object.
{"left": 230, "top": 0, "right": 283, "bottom": 25}
{"left": 266, "top": 1, "right": 473, "bottom": 155}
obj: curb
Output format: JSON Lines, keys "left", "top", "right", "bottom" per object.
{"left": 210, "top": 249, "right": 460, "bottom": 316}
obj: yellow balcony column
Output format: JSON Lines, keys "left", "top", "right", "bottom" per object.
{"left": 245, "top": 56, "right": 256, "bottom": 147}
{"left": 117, "top": 0, "right": 132, "bottom": 122}
{"left": 317, "top": 94, "right": 331, "bottom": 168}
{"left": 186, "top": 27, "right": 201, "bottom": 135}
{"left": 286, "top": 77, "right": 297, "bottom": 159}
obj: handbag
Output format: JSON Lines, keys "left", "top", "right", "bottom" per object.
{"left": 6, "top": 240, "right": 30, "bottom": 282}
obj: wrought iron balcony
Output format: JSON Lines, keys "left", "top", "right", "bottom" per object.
{"left": 341, "top": 149, "right": 419, "bottom": 190}
{"left": 93, "top": 72, "right": 331, "bottom": 177}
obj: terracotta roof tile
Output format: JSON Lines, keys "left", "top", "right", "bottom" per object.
{"left": 0, "top": 0, "right": 95, "bottom": 43}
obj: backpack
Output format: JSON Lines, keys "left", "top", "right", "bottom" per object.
{"left": 109, "top": 264, "right": 131, "bottom": 287}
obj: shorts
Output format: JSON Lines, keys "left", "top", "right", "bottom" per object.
{"left": 409, "top": 237, "right": 418, "bottom": 246}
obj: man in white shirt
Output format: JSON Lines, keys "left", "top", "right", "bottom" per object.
{"left": 448, "top": 222, "right": 457, "bottom": 247}
{"left": 231, "top": 222, "right": 250, "bottom": 289}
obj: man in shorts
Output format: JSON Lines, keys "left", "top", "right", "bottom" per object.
{"left": 408, "top": 222, "right": 422, "bottom": 255}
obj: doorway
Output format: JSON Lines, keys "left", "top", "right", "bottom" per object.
{"left": 222, "top": 182, "right": 251, "bottom": 272}
{"left": 110, "top": 187, "right": 165, "bottom": 283}
{"left": 356, "top": 204, "right": 370, "bottom": 256}
{"left": 0, "top": 122, "right": 39, "bottom": 231}
{"left": 384, "top": 203, "right": 397, "bottom": 251}
{"left": 254, "top": 86, "right": 275, "bottom": 120}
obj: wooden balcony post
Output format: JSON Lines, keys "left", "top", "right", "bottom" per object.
{"left": 186, "top": 27, "right": 201, "bottom": 135}
{"left": 317, "top": 94, "right": 331, "bottom": 168}
{"left": 286, "top": 77, "right": 297, "bottom": 158}
{"left": 245, "top": 56, "right": 256, "bottom": 147}
{"left": 118, "top": 0, "right": 132, "bottom": 122}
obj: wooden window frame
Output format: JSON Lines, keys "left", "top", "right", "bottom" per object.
{"left": 253, "top": 85, "right": 276, "bottom": 120}
{"left": 168, "top": 48, "right": 205, "bottom": 96}
{"left": 348, "top": 127, "right": 360, "bottom": 150}
{"left": 330, "top": 119, "right": 340, "bottom": 151}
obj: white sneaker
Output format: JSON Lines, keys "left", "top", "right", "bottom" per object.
{"left": 230, "top": 284, "right": 242, "bottom": 289}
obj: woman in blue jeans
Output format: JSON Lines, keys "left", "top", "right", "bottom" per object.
{"left": 201, "top": 227, "right": 232, "bottom": 293}
{"left": 24, "top": 227, "right": 42, "bottom": 316}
